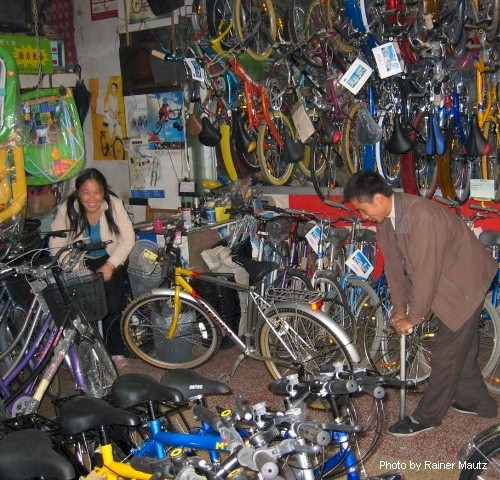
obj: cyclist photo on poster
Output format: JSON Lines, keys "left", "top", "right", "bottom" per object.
{"left": 89, "top": 76, "right": 128, "bottom": 160}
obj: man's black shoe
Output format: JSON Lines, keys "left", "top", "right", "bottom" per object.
{"left": 388, "top": 416, "right": 434, "bottom": 437}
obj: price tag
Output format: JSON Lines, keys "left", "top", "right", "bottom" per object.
{"left": 345, "top": 249, "right": 374, "bottom": 279}
{"left": 470, "top": 179, "right": 495, "bottom": 200}
{"left": 142, "top": 248, "right": 158, "bottom": 262}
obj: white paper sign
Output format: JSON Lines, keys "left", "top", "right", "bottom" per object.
{"left": 372, "top": 42, "right": 403, "bottom": 79}
{"left": 470, "top": 179, "right": 495, "bottom": 200}
{"left": 345, "top": 248, "right": 374, "bottom": 279}
{"left": 339, "top": 58, "right": 373, "bottom": 95}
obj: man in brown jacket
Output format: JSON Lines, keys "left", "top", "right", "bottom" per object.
{"left": 343, "top": 171, "right": 498, "bottom": 436}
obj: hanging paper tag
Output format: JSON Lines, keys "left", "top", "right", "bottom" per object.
{"left": 372, "top": 42, "right": 403, "bottom": 79}
{"left": 345, "top": 248, "right": 374, "bottom": 279}
{"left": 339, "top": 58, "right": 373, "bottom": 95}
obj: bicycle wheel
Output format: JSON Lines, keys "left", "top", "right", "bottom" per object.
{"left": 232, "top": 0, "right": 276, "bottom": 61}
{"left": 207, "top": 0, "right": 236, "bottom": 49}
{"left": 78, "top": 334, "right": 117, "bottom": 399}
{"left": 343, "top": 277, "right": 382, "bottom": 366}
{"left": 272, "top": 268, "right": 313, "bottom": 290}
{"left": 257, "top": 111, "right": 296, "bottom": 186}
{"left": 310, "top": 136, "right": 346, "bottom": 200}
{"left": 441, "top": 0, "right": 465, "bottom": 46}
{"left": 121, "top": 292, "right": 221, "bottom": 369}
{"left": 112, "top": 137, "right": 125, "bottom": 161}
{"left": 99, "top": 133, "right": 109, "bottom": 157}
{"left": 482, "top": 120, "right": 500, "bottom": 201}
{"left": 312, "top": 271, "right": 356, "bottom": 347}
{"left": 375, "top": 110, "right": 401, "bottom": 186}
{"left": 131, "top": 0, "right": 143, "bottom": 14}
{"left": 341, "top": 102, "right": 364, "bottom": 175}
{"left": 459, "top": 434, "right": 500, "bottom": 479}
{"left": 447, "top": 118, "right": 471, "bottom": 203}
{"left": 411, "top": 111, "right": 439, "bottom": 198}
{"left": 258, "top": 305, "right": 354, "bottom": 379}
{"left": 479, "top": 294, "right": 500, "bottom": 395}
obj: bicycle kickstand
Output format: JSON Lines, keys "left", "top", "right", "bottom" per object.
{"left": 220, "top": 352, "right": 249, "bottom": 384}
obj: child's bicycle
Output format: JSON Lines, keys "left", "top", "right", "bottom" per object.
{"left": 121, "top": 220, "right": 361, "bottom": 381}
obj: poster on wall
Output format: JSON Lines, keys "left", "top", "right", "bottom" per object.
{"left": 90, "top": 0, "right": 118, "bottom": 20}
{"left": 128, "top": 144, "right": 186, "bottom": 205}
{"left": 145, "top": 91, "right": 185, "bottom": 150}
{"left": 89, "top": 76, "right": 128, "bottom": 160}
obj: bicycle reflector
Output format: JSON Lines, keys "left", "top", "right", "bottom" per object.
{"left": 309, "top": 297, "right": 324, "bottom": 311}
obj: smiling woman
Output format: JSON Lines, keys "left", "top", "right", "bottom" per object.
{"left": 49, "top": 168, "right": 136, "bottom": 365}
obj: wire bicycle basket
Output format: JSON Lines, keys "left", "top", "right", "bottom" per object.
{"left": 40, "top": 270, "right": 108, "bottom": 325}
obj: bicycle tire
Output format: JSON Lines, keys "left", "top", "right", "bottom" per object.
{"left": 459, "top": 434, "right": 500, "bottom": 480}
{"left": 233, "top": 0, "right": 277, "bottom": 61}
{"left": 341, "top": 102, "right": 364, "bottom": 175}
{"left": 375, "top": 110, "right": 402, "bottom": 186}
{"left": 78, "top": 335, "right": 117, "bottom": 398}
{"left": 257, "top": 111, "right": 295, "bottom": 186}
{"left": 482, "top": 120, "right": 500, "bottom": 201}
{"left": 447, "top": 116, "right": 471, "bottom": 203}
{"left": 479, "top": 294, "right": 500, "bottom": 395}
{"left": 272, "top": 268, "right": 313, "bottom": 290}
{"left": 99, "top": 133, "right": 109, "bottom": 157}
{"left": 296, "top": 109, "right": 321, "bottom": 179}
{"left": 121, "top": 291, "right": 221, "bottom": 369}
{"left": 411, "top": 111, "right": 439, "bottom": 198}
{"left": 258, "top": 305, "right": 354, "bottom": 379}
{"left": 131, "top": 0, "right": 143, "bottom": 14}
{"left": 207, "top": 0, "right": 236, "bottom": 50}
{"left": 112, "top": 137, "right": 125, "bottom": 161}
{"left": 312, "top": 271, "right": 357, "bottom": 348}
{"left": 310, "top": 136, "right": 345, "bottom": 201}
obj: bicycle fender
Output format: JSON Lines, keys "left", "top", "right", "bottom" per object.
{"left": 265, "top": 301, "right": 362, "bottom": 364}
{"left": 220, "top": 123, "right": 238, "bottom": 181}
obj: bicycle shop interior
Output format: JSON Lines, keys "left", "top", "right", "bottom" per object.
{"left": 0, "top": 0, "right": 499, "bottom": 479}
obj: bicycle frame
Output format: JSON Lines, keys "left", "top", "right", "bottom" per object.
{"left": 158, "top": 266, "right": 360, "bottom": 366}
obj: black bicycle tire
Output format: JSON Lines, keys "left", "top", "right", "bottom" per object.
{"left": 459, "top": 434, "right": 500, "bottom": 479}
{"left": 310, "top": 136, "right": 344, "bottom": 201}
{"left": 447, "top": 116, "right": 471, "bottom": 203}
{"left": 121, "top": 292, "right": 221, "bottom": 370}
{"left": 258, "top": 305, "right": 354, "bottom": 379}
{"left": 411, "top": 111, "right": 439, "bottom": 198}
{"left": 272, "top": 268, "right": 313, "bottom": 290}
{"left": 375, "top": 110, "right": 402, "bottom": 186}
{"left": 112, "top": 137, "right": 125, "bottom": 161}
{"left": 232, "top": 0, "right": 276, "bottom": 61}
{"left": 207, "top": 0, "right": 234, "bottom": 50}
{"left": 257, "top": 111, "right": 295, "bottom": 186}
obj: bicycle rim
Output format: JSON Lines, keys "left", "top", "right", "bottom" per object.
{"left": 376, "top": 111, "right": 402, "bottom": 186}
{"left": 482, "top": 121, "right": 500, "bottom": 200}
{"left": 458, "top": 434, "right": 500, "bottom": 479}
{"left": 311, "top": 137, "right": 344, "bottom": 201}
{"left": 259, "top": 305, "right": 353, "bottom": 379}
{"left": 341, "top": 102, "right": 364, "bottom": 175}
{"left": 121, "top": 292, "right": 221, "bottom": 369}
{"left": 207, "top": 0, "right": 236, "bottom": 49}
{"left": 100, "top": 133, "right": 109, "bottom": 157}
{"left": 479, "top": 294, "right": 500, "bottom": 395}
{"left": 257, "top": 111, "right": 295, "bottom": 186}
{"left": 78, "top": 335, "right": 117, "bottom": 398}
{"left": 233, "top": 0, "right": 276, "bottom": 61}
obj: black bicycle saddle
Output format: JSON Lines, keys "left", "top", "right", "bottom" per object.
{"left": 161, "top": 368, "right": 231, "bottom": 398}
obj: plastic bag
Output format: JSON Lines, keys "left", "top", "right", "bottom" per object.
{"left": 355, "top": 106, "right": 383, "bottom": 145}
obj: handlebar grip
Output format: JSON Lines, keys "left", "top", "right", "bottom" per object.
{"left": 254, "top": 451, "right": 279, "bottom": 480}
{"left": 193, "top": 405, "right": 221, "bottom": 430}
{"left": 434, "top": 195, "right": 457, "bottom": 207}
{"left": 360, "top": 384, "right": 386, "bottom": 399}
{"left": 325, "top": 379, "right": 358, "bottom": 395}
{"left": 296, "top": 424, "right": 331, "bottom": 447}
{"left": 84, "top": 240, "right": 112, "bottom": 252}
{"left": 268, "top": 379, "right": 291, "bottom": 395}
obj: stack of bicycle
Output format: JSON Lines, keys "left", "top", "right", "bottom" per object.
{"left": 168, "top": 0, "right": 500, "bottom": 203}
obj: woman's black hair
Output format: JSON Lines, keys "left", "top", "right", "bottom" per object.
{"left": 66, "top": 168, "right": 121, "bottom": 237}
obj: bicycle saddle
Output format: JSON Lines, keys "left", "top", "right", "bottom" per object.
{"left": 385, "top": 115, "right": 413, "bottom": 154}
{"left": 356, "top": 229, "right": 377, "bottom": 243}
{"left": 462, "top": 114, "right": 492, "bottom": 157}
{"left": 112, "top": 373, "right": 184, "bottom": 409}
{"left": 0, "top": 429, "right": 75, "bottom": 480}
{"left": 232, "top": 110, "right": 256, "bottom": 154}
{"left": 479, "top": 230, "right": 500, "bottom": 248}
{"left": 281, "top": 127, "right": 303, "bottom": 164}
{"left": 326, "top": 228, "right": 350, "bottom": 247}
{"left": 232, "top": 255, "right": 279, "bottom": 285}
{"left": 265, "top": 216, "right": 292, "bottom": 245}
{"left": 198, "top": 116, "right": 222, "bottom": 147}
{"left": 161, "top": 369, "right": 231, "bottom": 398}
{"left": 59, "top": 395, "right": 140, "bottom": 436}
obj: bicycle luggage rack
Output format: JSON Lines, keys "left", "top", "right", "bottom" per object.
{"left": 266, "top": 288, "right": 323, "bottom": 303}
